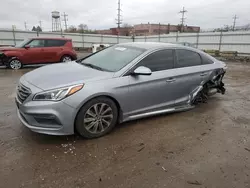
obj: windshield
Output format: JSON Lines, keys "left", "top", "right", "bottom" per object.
{"left": 81, "top": 46, "right": 146, "bottom": 72}
{"left": 15, "top": 39, "right": 31, "bottom": 48}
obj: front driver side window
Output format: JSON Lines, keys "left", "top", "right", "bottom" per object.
{"left": 137, "top": 49, "right": 174, "bottom": 72}
{"left": 27, "top": 40, "right": 45, "bottom": 48}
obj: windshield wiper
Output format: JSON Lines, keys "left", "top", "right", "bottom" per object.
{"left": 81, "top": 63, "right": 105, "bottom": 71}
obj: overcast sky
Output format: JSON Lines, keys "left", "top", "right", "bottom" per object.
{"left": 0, "top": 0, "right": 249, "bottom": 31}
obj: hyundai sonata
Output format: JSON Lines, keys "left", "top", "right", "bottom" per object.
{"left": 16, "top": 42, "right": 226, "bottom": 138}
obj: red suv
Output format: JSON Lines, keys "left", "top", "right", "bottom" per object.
{"left": 0, "top": 38, "right": 77, "bottom": 69}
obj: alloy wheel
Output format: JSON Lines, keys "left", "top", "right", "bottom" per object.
{"left": 10, "top": 60, "right": 22, "bottom": 69}
{"left": 62, "top": 56, "right": 72, "bottom": 62}
{"left": 83, "top": 103, "right": 113, "bottom": 134}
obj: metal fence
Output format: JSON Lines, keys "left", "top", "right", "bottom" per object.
{"left": 0, "top": 29, "right": 250, "bottom": 53}
{"left": 0, "top": 29, "right": 131, "bottom": 48}
{"left": 135, "top": 31, "right": 250, "bottom": 53}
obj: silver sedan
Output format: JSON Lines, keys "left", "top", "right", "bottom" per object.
{"left": 16, "top": 42, "right": 226, "bottom": 138}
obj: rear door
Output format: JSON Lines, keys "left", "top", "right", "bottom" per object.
{"left": 173, "top": 49, "right": 203, "bottom": 106}
{"left": 22, "top": 39, "right": 45, "bottom": 64}
{"left": 43, "top": 39, "right": 67, "bottom": 63}
{"left": 126, "top": 49, "right": 177, "bottom": 117}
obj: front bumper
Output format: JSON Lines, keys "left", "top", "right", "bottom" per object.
{"left": 0, "top": 53, "right": 8, "bottom": 66}
{"left": 16, "top": 78, "right": 76, "bottom": 135}
{"left": 16, "top": 99, "right": 76, "bottom": 135}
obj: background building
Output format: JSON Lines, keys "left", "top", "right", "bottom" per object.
{"left": 134, "top": 23, "right": 200, "bottom": 36}
{"left": 96, "top": 27, "right": 133, "bottom": 36}
{"left": 96, "top": 23, "right": 200, "bottom": 36}
{"left": 96, "top": 29, "right": 112, "bottom": 35}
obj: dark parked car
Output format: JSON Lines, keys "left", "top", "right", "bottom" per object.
{"left": 0, "top": 37, "right": 77, "bottom": 69}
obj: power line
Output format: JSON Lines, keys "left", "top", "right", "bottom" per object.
{"left": 232, "top": 15, "right": 238, "bottom": 31}
{"left": 116, "top": 0, "right": 122, "bottom": 29}
{"left": 62, "top": 12, "right": 68, "bottom": 31}
{"left": 179, "top": 7, "right": 187, "bottom": 32}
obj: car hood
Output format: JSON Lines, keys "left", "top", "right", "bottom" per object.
{"left": 23, "top": 62, "right": 114, "bottom": 90}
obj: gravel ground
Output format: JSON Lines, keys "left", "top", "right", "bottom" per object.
{"left": 0, "top": 61, "right": 250, "bottom": 188}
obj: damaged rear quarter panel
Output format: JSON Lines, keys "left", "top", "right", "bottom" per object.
{"left": 201, "top": 60, "right": 226, "bottom": 84}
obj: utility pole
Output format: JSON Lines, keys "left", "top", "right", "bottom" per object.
{"left": 39, "top": 20, "right": 42, "bottom": 30}
{"left": 116, "top": 0, "right": 122, "bottom": 43}
{"left": 24, "top": 22, "right": 27, "bottom": 31}
{"left": 179, "top": 7, "right": 187, "bottom": 32}
{"left": 158, "top": 23, "right": 161, "bottom": 42}
{"left": 62, "top": 12, "right": 68, "bottom": 31}
{"left": 232, "top": 15, "right": 238, "bottom": 31}
{"left": 116, "top": 0, "right": 122, "bottom": 28}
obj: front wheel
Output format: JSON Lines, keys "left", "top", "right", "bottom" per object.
{"left": 75, "top": 97, "right": 118, "bottom": 139}
{"left": 8, "top": 59, "right": 22, "bottom": 69}
{"left": 61, "top": 55, "right": 72, "bottom": 62}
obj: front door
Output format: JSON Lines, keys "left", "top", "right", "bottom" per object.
{"left": 125, "top": 49, "right": 177, "bottom": 117}
{"left": 22, "top": 39, "right": 45, "bottom": 64}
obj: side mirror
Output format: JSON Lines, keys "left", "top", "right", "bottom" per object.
{"left": 24, "top": 45, "right": 30, "bottom": 49}
{"left": 132, "top": 66, "right": 152, "bottom": 76}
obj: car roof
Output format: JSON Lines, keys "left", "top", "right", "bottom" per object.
{"left": 30, "top": 37, "right": 71, "bottom": 40}
{"left": 118, "top": 42, "right": 183, "bottom": 50}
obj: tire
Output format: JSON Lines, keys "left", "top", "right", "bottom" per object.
{"left": 61, "top": 55, "right": 72, "bottom": 62}
{"left": 75, "top": 97, "right": 118, "bottom": 139}
{"left": 8, "top": 58, "right": 22, "bottom": 69}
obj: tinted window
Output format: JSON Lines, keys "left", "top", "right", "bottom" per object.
{"left": 81, "top": 46, "right": 145, "bottom": 72}
{"left": 201, "top": 55, "right": 214, "bottom": 64}
{"left": 176, "top": 49, "right": 201, "bottom": 68}
{"left": 27, "top": 39, "right": 45, "bottom": 47}
{"left": 138, "top": 50, "right": 174, "bottom": 72}
{"left": 45, "top": 40, "right": 67, "bottom": 47}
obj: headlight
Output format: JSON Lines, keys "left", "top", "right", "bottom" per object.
{"left": 33, "top": 84, "right": 83, "bottom": 101}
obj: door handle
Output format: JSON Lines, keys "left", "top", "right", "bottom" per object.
{"left": 166, "top": 78, "right": 176, "bottom": 83}
{"left": 200, "top": 72, "right": 207, "bottom": 76}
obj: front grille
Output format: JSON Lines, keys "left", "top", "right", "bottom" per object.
{"left": 17, "top": 84, "right": 31, "bottom": 103}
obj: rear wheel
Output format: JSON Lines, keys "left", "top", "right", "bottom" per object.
{"left": 8, "top": 59, "right": 22, "bottom": 69}
{"left": 61, "top": 55, "right": 72, "bottom": 62}
{"left": 75, "top": 97, "right": 118, "bottom": 138}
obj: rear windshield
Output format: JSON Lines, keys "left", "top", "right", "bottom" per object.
{"left": 81, "top": 46, "right": 146, "bottom": 72}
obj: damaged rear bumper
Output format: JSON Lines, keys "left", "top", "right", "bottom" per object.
{"left": 211, "top": 69, "right": 226, "bottom": 94}
{"left": 192, "top": 69, "right": 226, "bottom": 104}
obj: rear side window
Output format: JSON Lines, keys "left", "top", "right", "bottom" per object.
{"left": 176, "top": 49, "right": 201, "bottom": 68}
{"left": 201, "top": 55, "right": 214, "bottom": 64}
{"left": 138, "top": 49, "right": 174, "bottom": 72}
{"left": 45, "top": 40, "right": 67, "bottom": 47}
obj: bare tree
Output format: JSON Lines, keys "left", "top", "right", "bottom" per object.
{"left": 36, "top": 26, "right": 42, "bottom": 32}
{"left": 67, "top": 25, "right": 77, "bottom": 33}
{"left": 121, "top": 23, "right": 133, "bottom": 36}
{"left": 78, "top": 24, "right": 88, "bottom": 33}
{"left": 32, "top": 26, "right": 37, "bottom": 31}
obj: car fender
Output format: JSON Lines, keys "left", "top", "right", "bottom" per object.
{"left": 66, "top": 91, "right": 123, "bottom": 123}
{"left": 77, "top": 92, "right": 121, "bottom": 110}
{"left": 3, "top": 51, "right": 23, "bottom": 62}
{"left": 58, "top": 50, "right": 77, "bottom": 60}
